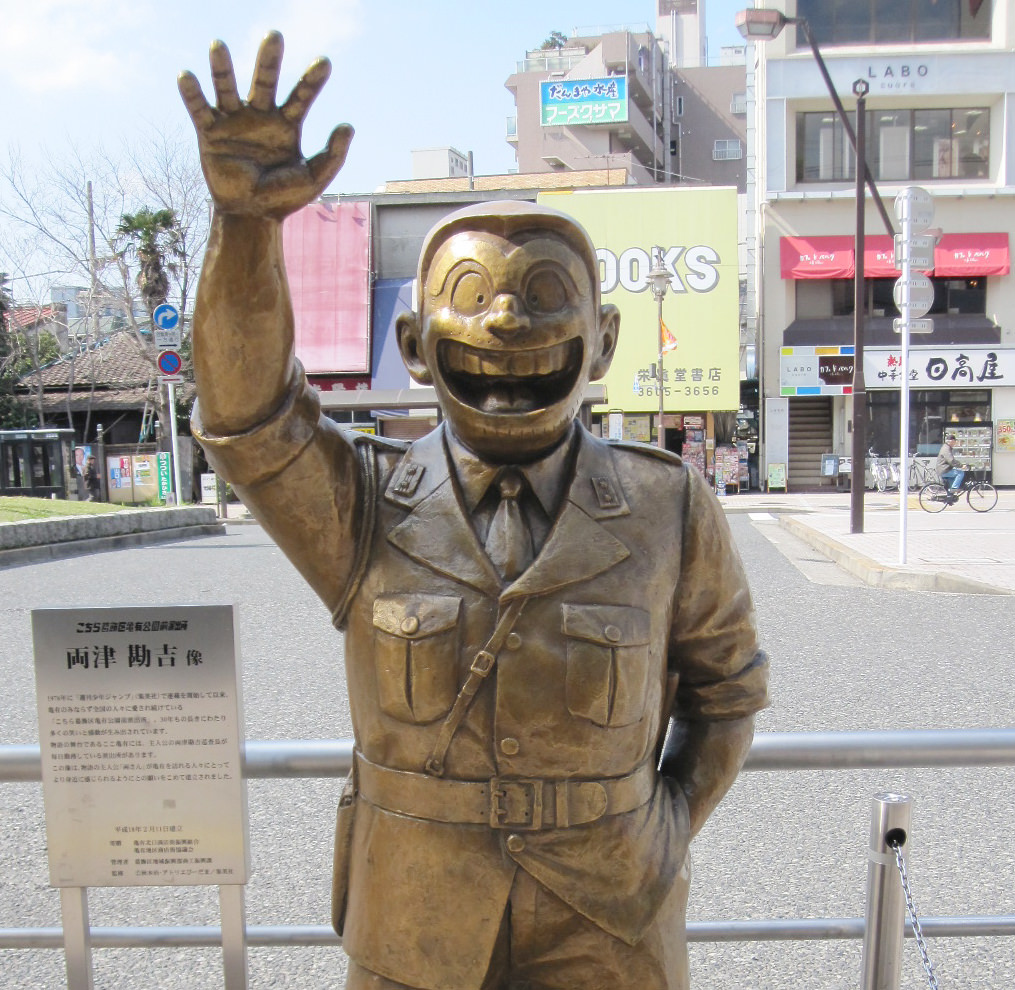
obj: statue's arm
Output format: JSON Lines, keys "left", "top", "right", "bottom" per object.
{"left": 179, "top": 31, "right": 353, "bottom": 433}
{"left": 660, "top": 715, "right": 755, "bottom": 839}
{"left": 180, "top": 34, "right": 363, "bottom": 612}
{"left": 663, "top": 465, "right": 769, "bottom": 838}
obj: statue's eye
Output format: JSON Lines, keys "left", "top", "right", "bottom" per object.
{"left": 525, "top": 269, "right": 568, "bottom": 314}
{"left": 450, "top": 271, "right": 491, "bottom": 317}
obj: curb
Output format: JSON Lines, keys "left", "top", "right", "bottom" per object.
{"left": 779, "top": 515, "right": 1011, "bottom": 596}
{"left": 0, "top": 507, "right": 227, "bottom": 569}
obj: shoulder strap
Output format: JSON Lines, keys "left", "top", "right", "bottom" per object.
{"left": 424, "top": 596, "right": 528, "bottom": 777}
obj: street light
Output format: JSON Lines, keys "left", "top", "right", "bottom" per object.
{"left": 736, "top": 7, "right": 895, "bottom": 533}
{"left": 648, "top": 248, "right": 670, "bottom": 450}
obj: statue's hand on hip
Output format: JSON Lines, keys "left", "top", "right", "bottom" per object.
{"left": 178, "top": 30, "right": 353, "bottom": 220}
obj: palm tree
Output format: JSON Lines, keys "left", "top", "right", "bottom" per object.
{"left": 115, "top": 208, "right": 184, "bottom": 316}
{"left": 115, "top": 208, "right": 186, "bottom": 461}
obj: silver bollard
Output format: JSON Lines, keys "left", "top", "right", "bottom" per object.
{"left": 861, "top": 792, "right": 912, "bottom": 990}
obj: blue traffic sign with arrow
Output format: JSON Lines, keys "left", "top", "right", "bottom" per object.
{"left": 153, "top": 303, "right": 180, "bottom": 330}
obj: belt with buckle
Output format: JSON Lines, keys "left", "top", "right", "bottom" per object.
{"left": 354, "top": 751, "right": 656, "bottom": 830}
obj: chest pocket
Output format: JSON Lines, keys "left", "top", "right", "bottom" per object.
{"left": 373, "top": 595, "right": 461, "bottom": 724}
{"left": 562, "top": 603, "right": 651, "bottom": 728}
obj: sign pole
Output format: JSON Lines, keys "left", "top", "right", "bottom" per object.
{"left": 899, "top": 215, "right": 912, "bottom": 565}
{"left": 892, "top": 186, "right": 935, "bottom": 565}
{"left": 60, "top": 886, "right": 94, "bottom": 990}
{"left": 167, "top": 380, "right": 183, "bottom": 505}
{"left": 219, "top": 884, "right": 249, "bottom": 989}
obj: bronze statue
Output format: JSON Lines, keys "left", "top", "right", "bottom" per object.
{"left": 180, "top": 32, "right": 768, "bottom": 990}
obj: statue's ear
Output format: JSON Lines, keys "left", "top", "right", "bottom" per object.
{"left": 590, "top": 304, "right": 620, "bottom": 380}
{"left": 396, "top": 311, "right": 433, "bottom": 385}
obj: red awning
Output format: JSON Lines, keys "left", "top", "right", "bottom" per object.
{"left": 934, "top": 232, "right": 1009, "bottom": 277}
{"left": 864, "top": 235, "right": 901, "bottom": 278}
{"left": 782, "top": 232, "right": 1009, "bottom": 279}
{"left": 780, "top": 236, "right": 854, "bottom": 279}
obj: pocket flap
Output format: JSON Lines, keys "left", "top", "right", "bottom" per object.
{"left": 561, "top": 603, "right": 650, "bottom": 647}
{"left": 373, "top": 594, "right": 461, "bottom": 639}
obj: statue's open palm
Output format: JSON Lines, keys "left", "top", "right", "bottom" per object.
{"left": 178, "top": 31, "right": 353, "bottom": 219}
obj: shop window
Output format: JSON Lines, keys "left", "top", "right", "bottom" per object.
{"left": 796, "top": 0, "right": 990, "bottom": 46}
{"left": 867, "top": 389, "right": 991, "bottom": 458}
{"left": 797, "top": 107, "right": 989, "bottom": 183}
{"left": 797, "top": 278, "right": 986, "bottom": 318}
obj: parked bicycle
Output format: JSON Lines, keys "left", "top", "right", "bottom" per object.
{"left": 907, "top": 457, "right": 936, "bottom": 491}
{"left": 869, "top": 449, "right": 900, "bottom": 492}
{"left": 918, "top": 470, "right": 998, "bottom": 513}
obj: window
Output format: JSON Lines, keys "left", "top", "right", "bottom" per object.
{"left": 730, "top": 93, "right": 746, "bottom": 115}
{"left": 797, "top": 108, "right": 989, "bottom": 183}
{"left": 796, "top": 277, "right": 986, "bottom": 318}
{"left": 868, "top": 390, "right": 991, "bottom": 459}
{"left": 674, "top": 95, "right": 684, "bottom": 118}
{"left": 713, "top": 139, "right": 743, "bottom": 161}
{"left": 796, "top": 0, "right": 990, "bottom": 46}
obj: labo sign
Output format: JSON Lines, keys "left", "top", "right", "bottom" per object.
{"left": 539, "top": 187, "right": 739, "bottom": 413}
{"left": 599, "top": 244, "right": 721, "bottom": 295}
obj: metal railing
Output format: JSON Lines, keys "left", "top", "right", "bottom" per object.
{"left": 3, "top": 729, "right": 1015, "bottom": 950}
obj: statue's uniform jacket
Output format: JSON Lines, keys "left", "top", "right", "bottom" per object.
{"left": 194, "top": 372, "right": 768, "bottom": 990}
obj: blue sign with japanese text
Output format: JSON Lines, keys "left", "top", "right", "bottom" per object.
{"left": 540, "top": 76, "right": 628, "bottom": 126}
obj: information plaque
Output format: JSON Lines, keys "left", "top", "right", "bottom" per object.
{"left": 32, "top": 605, "right": 248, "bottom": 888}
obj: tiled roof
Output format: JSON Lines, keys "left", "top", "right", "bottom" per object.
{"left": 6, "top": 305, "right": 58, "bottom": 330}
{"left": 32, "top": 331, "right": 184, "bottom": 389}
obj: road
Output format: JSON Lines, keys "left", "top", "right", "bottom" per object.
{"left": 1, "top": 518, "right": 1013, "bottom": 988}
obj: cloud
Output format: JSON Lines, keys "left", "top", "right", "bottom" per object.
{"left": 0, "top": 0, "right": 147, "bottom": 93}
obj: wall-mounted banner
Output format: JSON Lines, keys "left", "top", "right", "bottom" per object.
{"left": 779, "top": 345, "right": 856, "bottom": 395}
{"left": 780, "top": 345, "right": 1015, "bottom": 393}
{"left": 540, "top": 77, "right": 628, "bottom": 126}
{"left": 540, "top": 188, "right": 740, "bottom": 412}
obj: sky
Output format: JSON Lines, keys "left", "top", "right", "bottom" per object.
{"left": 0, "top": 0, "right": 748, "bottom": 197}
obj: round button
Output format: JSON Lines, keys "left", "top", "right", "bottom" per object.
{"left": 505, "top": 632, "right": 522, "bottom": 650}
{"left": 400, "top": 616, "right": 420, "bottom": 635}
{"left": 506, "top": 834, "right": 525, "bottom": 854}
{"left": 604, "top": 624, "right": 622, "bottom": 643}
{"left": 500, "top": 737, "right": 520, "bottom": 756}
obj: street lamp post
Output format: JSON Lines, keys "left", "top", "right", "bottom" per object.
{"left": 648, "top": 248, "right": 670, "bottom": 450}
{"left": 736, "top": 7, "right": 895, "bottom": 533}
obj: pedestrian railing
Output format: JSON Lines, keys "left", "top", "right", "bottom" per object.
{"left": 3, "top": 729, "right": 1015, "bottom": 982}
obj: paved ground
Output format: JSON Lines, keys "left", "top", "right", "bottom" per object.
{"left": 3, "top": 495, "right": 1012, "bottom": 988}
{"left": 719, "top": 488, "right": 1015, "bottom": 596}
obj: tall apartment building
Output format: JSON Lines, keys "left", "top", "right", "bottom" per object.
{"left": 750, "top": 0, "right": 1015, "bottom": 489}
{"left": 505, "top": 29, "right": 676, "bottom": 185}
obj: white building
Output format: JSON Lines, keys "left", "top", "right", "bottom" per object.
{"left": 749, "top": 0, "right": 1015, "bottom": 488}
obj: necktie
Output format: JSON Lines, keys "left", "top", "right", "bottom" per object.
{"left": 485, "top": 470, "right": 533, "bottom": 581}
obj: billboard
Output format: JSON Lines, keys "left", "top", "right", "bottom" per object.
{"left": 282, "top": 200, "right": 371, "bottom": 374}
{"left": 539, "top": 188, "right": 740, "bottom": 412}
{"left": 540, "top": 77, "right": 628, "bottom": 126}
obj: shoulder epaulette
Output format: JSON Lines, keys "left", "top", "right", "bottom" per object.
{"left": 606, "top": 438, "right": 684, "bottom": 467}
{"left": 349, "top": 430, "right": 410, "bottom": 455}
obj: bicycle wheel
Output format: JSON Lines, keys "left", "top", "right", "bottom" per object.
{"left": 874, "top": 465, "right": 888, "bottom": 492}
{"left": 919, "top": 482, "right": 949, "bottom": 513}
{"left": 967, "top": 482, "right": 998, "bottom": 512}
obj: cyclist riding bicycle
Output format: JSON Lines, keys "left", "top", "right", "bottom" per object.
{"left": 936, "top": 434, "right": 966, "bottom": 496}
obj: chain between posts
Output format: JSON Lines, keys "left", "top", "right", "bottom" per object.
{"left": 891, "top": 839, "right": 941, "bottom": 989}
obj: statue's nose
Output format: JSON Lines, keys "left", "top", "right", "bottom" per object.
{"left": 482, "top": 294, "right": 530, "bottom": 335}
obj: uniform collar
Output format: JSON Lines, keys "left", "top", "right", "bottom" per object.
{"left": 444, "top": 425, "right": 577, "bottom": 518}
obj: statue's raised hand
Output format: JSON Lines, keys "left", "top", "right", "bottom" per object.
{"left": 178, "top": 31, "right": 353, "bottom": 219}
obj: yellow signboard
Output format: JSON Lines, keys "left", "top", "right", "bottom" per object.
{"left": 538, "top": 187, "right": 740, "bottom": 413}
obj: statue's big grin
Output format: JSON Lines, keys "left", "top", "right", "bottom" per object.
{"left": 438, "top": 339, "right": 583, "bottom": 414}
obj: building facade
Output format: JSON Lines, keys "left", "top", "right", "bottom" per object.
{"left": 505, "top": 29, "right": 676, "bottom": 185}
{"left": 750, "top": 0, "right": 1015, "bottom": 488}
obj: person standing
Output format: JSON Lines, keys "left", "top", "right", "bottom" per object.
{"left": 84, "top": 455, "right": 101, "bottom": 502}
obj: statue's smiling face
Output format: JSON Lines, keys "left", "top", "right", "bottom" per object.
{"left": 401, "top": 230, "right": 616, "bottom": 462}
